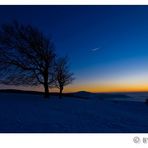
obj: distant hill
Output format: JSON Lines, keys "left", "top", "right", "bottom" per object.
{"left": 69, "top": 91, "right": 131, "bottom": 100}
{"left": 0, "top": 89, "right": 44, "bottom": 95}
{"left": 0, "top": 89, "right": 60, "bottom": 97}
{"left": 0, "top": 89, "right": 130, "bottom": 99}
{"left": 0, "top": 89, "right": 94, "bottom": 100}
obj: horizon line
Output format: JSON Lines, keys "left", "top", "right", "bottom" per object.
{"left": 1, "top": 88, "right": 148, "bottom": 94}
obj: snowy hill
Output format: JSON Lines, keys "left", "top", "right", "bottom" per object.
{"left": 0, "top": 91, "right": 148, "bottom": 132}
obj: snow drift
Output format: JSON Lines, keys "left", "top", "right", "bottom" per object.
{"left": 0, "top": 91, "right": 148, "bottom": 133}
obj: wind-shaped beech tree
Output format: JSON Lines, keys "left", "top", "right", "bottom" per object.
{"left": 0, "top": 22, "right": 56, "bottom": 97}
{"left": 55, "top": 57, "right": 74, "bottom": 98}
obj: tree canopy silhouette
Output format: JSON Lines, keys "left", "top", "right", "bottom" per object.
{"left": 55, "top": 57, "right": 74, "bottom": 98}
{"left": 0, "top": 21, "right": 56, "bottom": 97}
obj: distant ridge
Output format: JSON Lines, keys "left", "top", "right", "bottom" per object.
{"left": 0, "top": 89, "right": 145, "bottom": 100}
{"left": 0, "top": 89, "right": 60, "bottom": 96}
{"left": 75, "top": 91, "right": 93, "bottom": 94}
{"left": 0, "top": 89, "right": 44, "bottom": 95}
{"left": 0, "top": 89, "right": 93, "bottom": 99}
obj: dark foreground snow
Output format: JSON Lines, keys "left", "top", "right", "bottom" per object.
{"left": 0, "top": 92, "right": 148, "bottom": 133}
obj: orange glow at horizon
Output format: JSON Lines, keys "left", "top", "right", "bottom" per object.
{"left": 2, "top": 81, "right": 148, "bottom": 93}
{"left": 62, "top": 83, "right": 148, "bottom": 93}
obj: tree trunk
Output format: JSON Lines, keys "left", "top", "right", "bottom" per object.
{"left": 44, "top": 83, "right": 49, "bottom": 98}
{"left": 43, "top": 69, "right": 49, "bottom": 98}
{"left": 59, "top": 87, "right": 63, "bottom": 99}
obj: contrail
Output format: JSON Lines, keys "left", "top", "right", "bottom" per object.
{"left": 91, "top": 47, "right": 101, "bottom": 52}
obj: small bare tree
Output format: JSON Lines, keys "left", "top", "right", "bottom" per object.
{"left": 55, "top": 57, "right": 74, "bottom": 98}
{"left": 0, "top": 21, "right": 56, "bottom": 98}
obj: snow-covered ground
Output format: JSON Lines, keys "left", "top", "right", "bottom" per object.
{"left": 0, "top": 92, "right": 148, "bottom": 133}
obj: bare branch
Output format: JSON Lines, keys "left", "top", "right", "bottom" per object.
{"left": 0, "top": 21, "right": 56, "bottom": 97}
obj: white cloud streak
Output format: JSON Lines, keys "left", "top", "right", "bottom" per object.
{"left": 91, "top": 47, "right": 101, "bottom": 52}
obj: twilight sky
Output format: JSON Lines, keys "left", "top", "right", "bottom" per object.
{"left": 1, "top": 5, "right": 148, "bottom": 92}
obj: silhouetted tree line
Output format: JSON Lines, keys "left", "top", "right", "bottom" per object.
{"left": 0, "top": 21, "right": 74, "bottom": 98}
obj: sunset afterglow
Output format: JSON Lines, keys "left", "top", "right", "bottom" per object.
{"left": 1, "top": 6, "right": 148, "bottom": 93}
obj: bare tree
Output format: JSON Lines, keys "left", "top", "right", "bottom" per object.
{"left": 0, "top": 21, "right": 56, "bottom": 98}
{"left": 55, "top": 57, "right": 74, "bottom": 98}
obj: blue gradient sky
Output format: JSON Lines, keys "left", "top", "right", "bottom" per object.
{"left": 1, "top": 5, "right": 148, "bottom": 92}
